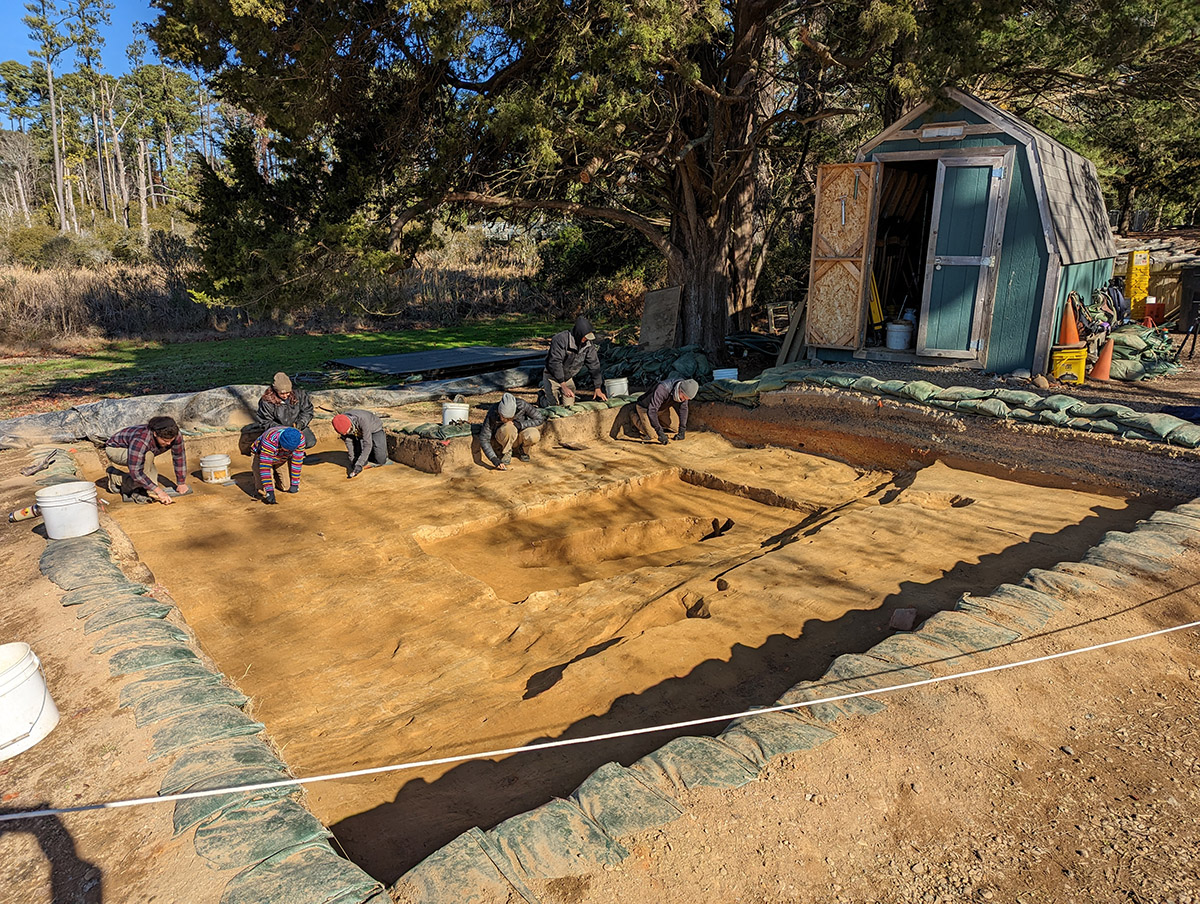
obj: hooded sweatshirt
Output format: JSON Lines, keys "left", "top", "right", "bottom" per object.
{"left": 636, "top": 377, "right": 692, "bottom": 435}
{"left": 544, "top": 316, "right": 603, "bottom": 390}
{"left": 256, "top": 384, "right": 314, "bottom": 432}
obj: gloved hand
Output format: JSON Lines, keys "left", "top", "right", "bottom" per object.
{"left": 287, "top": 484, "right": 300, "bottom": 494}
{"left": 263, "top": 492, "right": 277, "bottom": 505}
{"left": 657, "top": 432, "right": 669, "bottom": 445}
{"left": 348, "top": 468, "right": 361, "bottom": 479}
{"left": 674, "top": 429, "right": 686, "bottom": 441}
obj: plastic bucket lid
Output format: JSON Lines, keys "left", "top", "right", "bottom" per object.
{"left": 0, "top": 643, "right": 35, "bottom": 695}
{"left": 34, "top": 480, "right": 97, "bottom": 508}
{"left": 604, "top": 377, "right": 629, "bottom": 393}
{"left": 200, "top": 454, "right": 231, "bottom": 467}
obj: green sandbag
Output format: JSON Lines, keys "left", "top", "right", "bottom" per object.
{"left": 974, "top": 398, "right": 1012, "bottom": 419}
{"left": 1093, "top": 530, "right": 1184, "bottom": 562}
{"left": 161, "top": 737, "right": 289, "bottom": 796}
{"left": 992, "top": 389, "right": 1044, "bottom": 408}
{"left": 1114, "top": 411, "right": 1187, "bottom": 438}
{"left": 134, "top": 683, "right": 249, "bottom": 727}
{"left": 1021, "top": 567, "right": 1106, "bottom": 598}
{"left": 219, "top": 840, "right": 383, "bottom": 904}
{"left": 632, "top": 736, "right": 759, "bottom": 794}
{"left": 195, "top": 797, "right": 330, "bottom": 870}
{"left": 91, "top": 619, "right": 189, "bottom": 654}
{"left": 820, "top": 373, "right": 861, "bottom": 389}
{"left": 570, "top": 762, "right": 684, "bottom": 838}
{"left": 1165, "top": 423, "right": 1200, "bottom": 448}
{"left": 777, "top": 653, "right": 931, "bottom": 723}
{"left": 1038, "top": 410, "right": 1071, "bottom": 428}
{"left": 1053, "top": 561, "right": 1136, "bottom": 589}
{"left": 987, "top": 584, "right": 1064, "bottom": 616}
{"left": 149, "top": 705, "right": 264, "bottom": 760}
{"left": 544, "top": 405, "right": 573, "bottom": 418}
{"left": 873, "top": 379, "right": 910, "bottom": 396}
{"left": 1070, "top": 402, "right": 1137, "bottom": 420}
{"left": 119, "top": 662, "right": 226, "bottom": 706}
{"left": 110, "top": 643, "right": 199, "bottom": 675}
{"left": 84, "top": 600, "right": 172, "bottom": 632}
{"left": 174, "top": 788, "right": 297, "bottom": 837}
{"left": 930, "top": 386, "right": 991, "bottom": 402}
{"left": 1033, "top": 394, "right": 1080, "bottom": 413}
{"left": 1065, "top": 417, "right": 1120, "bottom": 434}
{"left": 394, "top": 827, "right": 536, "bottom": 904}
{"left": 719, "top": 712, "right": 836, "bottom": 766}
{"left": 851, "top": 375, "right": 886, "bottom": 393}
{"left": 867, "top": 633, "right": 963, "bottom": 668}
{"left": 916, "top": 611, "right": 1019, "bottom": 654}
{"left": 956, "top": 594, "right": 1050, "bottom": 634}
{"left": 1083, "top": 546, "right": 1173, "bottom": 574}
{"left": 40, "top": 539, "right": 127, "bottom": 590}
{"left": 897, "top": 380, "right": 941, "bottom": 402}
{"left": 488, "top": 799, "right": 627, "bottom": 879}
{"left": 61, "top": 583, "right": 148, "bottom": 607}
{"left": 440, "top": 423, "right": 472, "bottom": 438}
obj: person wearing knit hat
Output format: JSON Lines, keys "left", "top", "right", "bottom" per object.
{"left": 250, "top": 425, "right": 305, "bottom": 504}
{"left": 538, "top": 316, "right": 607, "bottom": 407}
{"left": 632, "top": 377, "right": 699, "bottom": 445}
{"left": 332, "top": 409, "right": 390, "bottom": 478}
{"left": 255, "top": 371, "right": 316, "bottom": 450}
{"left": 479, "top": 392, "right": 545, "bottom": 470}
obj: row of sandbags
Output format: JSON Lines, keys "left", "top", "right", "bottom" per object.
{"left": 697, "top": 364, "right": 1200, "bottom": 449}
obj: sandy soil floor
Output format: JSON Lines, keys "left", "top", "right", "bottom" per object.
{"left": 519, "top": 545, "right": 1200, "bottom": 904}
{"left": 101, "top": 429, "right": 1161, "bottom": 884}
{"left": 0, "top": 454, "right": 227, "bottom": 904}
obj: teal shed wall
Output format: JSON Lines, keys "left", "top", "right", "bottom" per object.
{"left": 1051, "top": 259, "right": 1115, "bottom": 340}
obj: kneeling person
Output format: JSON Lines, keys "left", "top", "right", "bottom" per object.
{"left": 480, "top": 393, "right": 545, "bottom": 470}
{"left": 332, "top": 410, "right": 389, "bottom": 478}
{"left": 634, "top": 378, "right": 698, "bottom": 444}
{"left": 105, "top": 415, "right": 190, "bottom": 504}
{"left": 251, "top": 426, "right": 304, "bottom": 504}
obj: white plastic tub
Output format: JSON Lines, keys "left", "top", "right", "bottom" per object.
{"left": 711, "top": 368, "right": 739, "bottom": 381}
{"left": 885, "top": 321, "right": 914, "bottom": 350}
{"left": 442, "top": 402, "right": 470, "bottom": 425}
{"left": 200, "top": 453, "right": 232, "bottom": 484}
{"left": 0, "top": 643, "right": 59, "bottom": 762}
{"left": 34, "top": 481, "right": 99, "bottom": 540}
{"left": 603, "top": 377, "right": 629, "bottom": 397}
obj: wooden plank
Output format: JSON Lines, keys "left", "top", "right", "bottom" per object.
{"left": 805, "top": 162, "right": 878, "bottom": 350}
{"left": 639, "top": 285, "right": 682, "bottom": 350}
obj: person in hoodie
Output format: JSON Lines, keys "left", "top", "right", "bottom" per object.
{"left": 633, "top": 377, "right": 699, "bottom": 444}
{"left": 479, "top": 393, "right": 546, "bottom": 470}
{"left": 256, "top": 372, "right": 316, "bottom": 449}
{"left": 539, "top": 316, "right": 607, "bottom": 407}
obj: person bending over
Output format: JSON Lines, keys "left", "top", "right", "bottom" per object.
{"left": 332, "top": 410, "right": 390, "bottom": 478}
{"left": 479, "top": 393, "right": 545, "bottom": 470}
{"left": 256, "top": 372, "right": 316, "bottom": 449}
{"left": 633, "top": 378, "right": 698, "bottom": 445}
{"left": 539, "top": 316, "right": 607, "bottom": 407}
{"left": 252, "top": 426, "right": 305, "bottom": 504}
{"left": 105, "top": 415, "right": 191, "bottom": 504}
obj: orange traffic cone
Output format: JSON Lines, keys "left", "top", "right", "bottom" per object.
{"left": 1088, "top": 337, "right": 1114, "bottom": 381}
{"left": 1057, "top": 304, "right": 1081, "bottom": 346}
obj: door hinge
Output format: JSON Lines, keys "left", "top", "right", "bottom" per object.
{"left": 970, "top": 339, "right": 983, "bottom": 351}
{"left": 981, "top": 256, "right": 995, "bottom": 268}
{"left": 992, "top": 166, "right": 1005, "bottom": 179}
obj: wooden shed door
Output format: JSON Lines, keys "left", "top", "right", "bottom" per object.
{"left": 806, "top": 162, "right": 878, "bottom": 349}
{"left": 918, "top": 157, "right": 1010, "bottom": 359}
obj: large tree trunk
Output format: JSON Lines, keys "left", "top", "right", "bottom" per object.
{"left": 672, "top": 220, "right": 734, "bottom": 351}
{"left": 91, "top": 86, "right": 108, "bottom": 216}
{"left": 14, "top": 170, "right": 32, "bottom": 227}
{"left": 108, "top": 105, "right": 131, "bottom": 228}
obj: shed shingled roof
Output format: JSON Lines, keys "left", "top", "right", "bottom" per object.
{"left": 959, "top": 91, "right": 1117, "bottom": 266}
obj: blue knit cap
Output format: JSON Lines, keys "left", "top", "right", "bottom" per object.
{"left": 279, "top": 428, "right": 304, "bottom": 450}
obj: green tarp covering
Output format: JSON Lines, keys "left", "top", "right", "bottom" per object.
{"left": 149, "top": 704, "right": 264, "bottom": 760}
{"left": 219, "top": 840, "right": 383, "bottom": 904}
{"left": 488, "top": 799, "right": 628, "bottom": 879}
{"left": 570, "top": 762, "right": 685, "bottom": 838}
{"left": 134, "top": 683, "right": 249, "bottom": 727}
{"left": 194, "top": 798, "right": 331, "bottom": 870}
{"left": 161, "top": 738, "right": 290, "bottom": 796}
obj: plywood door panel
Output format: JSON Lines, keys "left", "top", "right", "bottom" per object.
{"left": 806, "top": 162, "right": 878, "bottom": 349}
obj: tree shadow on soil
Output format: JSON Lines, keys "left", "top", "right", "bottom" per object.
{"left": 331, "top": 496, "right": 1162, "bottom": 884}
{"left": 0, "top": 808, "right": 102, "bottom": 902}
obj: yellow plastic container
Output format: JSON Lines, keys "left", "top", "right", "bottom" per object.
{"left": 1050, "top": 346, "right": 1088, "bottom": 383}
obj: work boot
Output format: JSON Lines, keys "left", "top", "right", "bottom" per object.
{"left": 106, "top": 467, "right": 124, "bottom": 495}
{"left": 516, "top": 450, "right": 531, "bottom": 463}
{"left": 501, "top": 453, "right": 512, "bottom": 466}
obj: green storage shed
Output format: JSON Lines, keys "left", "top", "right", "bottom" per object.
{"left": 803, "top": 89, "right": 1115, "bottom": 375}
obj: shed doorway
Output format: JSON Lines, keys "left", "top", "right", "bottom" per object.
{"left": 869, "top": 150, "right": 1013, "bottom": 365}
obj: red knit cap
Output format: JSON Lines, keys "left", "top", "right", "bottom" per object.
{"left": 332, "top": 414, "right": 353, "bottom": 435}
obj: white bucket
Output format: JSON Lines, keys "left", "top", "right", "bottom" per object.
{"left": 34, "top": 480, "right": 99, "bottom": 540}
{"left": 200, "top": 453, "right": 232, "bottom": 484}
{"left": 603, "top": 377, "right": 629, "bottom": 397}
{"left": 885, "top": 321, "right": 914, "bottom": 350}
{"left": 712, "top": 367, "right": 739, "bottom": 381}
{"left": 442, "top": 402, "right": 470, "bottom": 425}
{"left": 0, "top": 643, "right": 60, "bottom": 762}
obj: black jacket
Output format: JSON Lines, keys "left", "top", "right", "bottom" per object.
{"left": 544, "top": 316, "right": 602, "bottom": 390}
{"left": 256, "top": 386, "right": 314, "bottom": 432}
{"left": 478, "top": 398, "right": 545, "bottom": 465}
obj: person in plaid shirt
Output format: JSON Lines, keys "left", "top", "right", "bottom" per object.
{"left": 104, "top": 416, "right": 190, "bottom": 504}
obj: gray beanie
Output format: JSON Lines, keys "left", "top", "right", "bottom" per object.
{"left": 498, "top": 393, "right": 518, "bottom": 418}
{"left": 675, "top": 379, "right": 699, "bottom": 402}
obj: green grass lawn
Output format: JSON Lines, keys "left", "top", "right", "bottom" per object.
{"left": 0, "top": 317, "right": 567, "bottom": 419}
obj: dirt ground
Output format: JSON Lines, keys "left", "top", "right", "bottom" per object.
{"left": 95, "top": 425, "right": 1167, "bottom": 888}
{"left": 520, "top": 549, "right": 1200, "bottom": 904}
{"left": 0, "top": 454, "right": 228, "bottom": 904}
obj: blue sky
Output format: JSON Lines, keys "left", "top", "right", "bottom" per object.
{"left": 2, "top": 0, "right": 157, "bottom": 75}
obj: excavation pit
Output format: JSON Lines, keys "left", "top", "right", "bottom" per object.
{"left": 98, "top": 424, "right": 1163, "bottom": 883}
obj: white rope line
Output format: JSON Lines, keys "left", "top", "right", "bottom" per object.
{"left": 2, "top": 617, "right": 1197, "bottom": 824}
